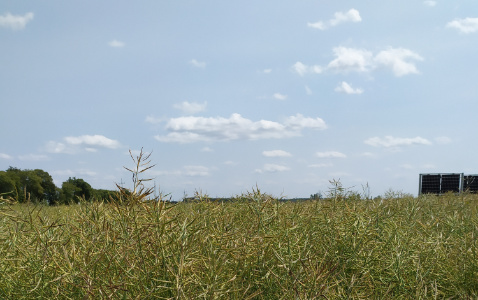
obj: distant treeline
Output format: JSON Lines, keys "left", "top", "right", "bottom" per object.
{"left": 0, "top": 167, "right": 116, "bottom": 205}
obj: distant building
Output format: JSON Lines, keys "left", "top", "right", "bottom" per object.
{"left": 419, "top": 173, "right": 478, "bottom": 195}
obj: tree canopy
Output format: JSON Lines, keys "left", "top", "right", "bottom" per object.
{"left": 0, "top": 167, "right": 115, "bottom": 205}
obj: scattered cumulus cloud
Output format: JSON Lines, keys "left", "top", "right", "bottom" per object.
{"left": 46, "top": 135, "right": 121, "bottom": 154}
{"left": 65, "top": 135, "right": 120, "bottom": 148}
{"left": 324, "top": 46, "right": 422, "bottom": 77}
{"left": 308, "top": 9, "right": 361, "bottom": 30}
{"left": 364, "top": 136, "right": 431, "bottom": 148}
{"left": 335, "top": 81, "right": 363, "bottom": 94}
{"left": 0, "top": 12, "right": 34, "bottom": 30}
{"left": 190, "top": 59, "right": 206, "bottom": 68}
{"left": 108, "top": 39, "right": 125, "bottom": 48}
{"left": 292, "top": 62, "right": 323, "bottom": 76}
{"left": 273, "top": 93, "right": 287, "bottom": 100}
{"left": 173, "top": 101, "right": 207, "bottom": 115}
{"left": 327, "top": 47, "right": 374, "bottom": 73}
{"left": 155, "top": 113, "right": 327, "bottom": 143}
{"left": 262, "top": 150, "right": 292, "bottom": 157}
{"left": 446, "top": 18, "right": 478, "bottom": 34}
{"left": 423, "top": 1, "right": 436, "bottom": 7}
{"left": 255, "top": 164, "right": 290, "bottom": 173}
{"left": 374, "top": 48, "right": 423, "bottom": 77}
{"left": 316, "top": 151, "right": 347, "bottom": 158}
{"left": 284, "top": 114, "right": 326, "bottom": 130}
{"left": 0, "top": 153, "right": 13, "bottom": 160}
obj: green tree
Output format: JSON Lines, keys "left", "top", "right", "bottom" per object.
{"left": 93, "top": 189, "right": 117, "bottom": 202}
{"left": 33, "top": 169, "right": 58, "bottom": 204}
{"left": 60, "top": 181, "right": 81, "bottom": 204}
{"left": 0, "top": 171, "right": 16, "bottom": 197}
{"left": 4, "top": 167, "right": 44, "bottom": 203}
{"left": 60, "top": 177, "right": 93, "bottom": 204}
{"left": 20, "top": 170, "right": 44, "bottom": 202}
{"left": 5, "top": 167, "right": 22, "bottom": 201}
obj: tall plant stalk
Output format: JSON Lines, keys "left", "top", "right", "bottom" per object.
{"left": 116, "top": 147, "right": 156, "bottom": 205}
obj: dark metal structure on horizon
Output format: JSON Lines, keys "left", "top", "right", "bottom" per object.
{"left": 419, "top": 173, "right": 478, "bottom": 195}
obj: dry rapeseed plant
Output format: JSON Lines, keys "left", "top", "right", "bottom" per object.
{"left": 114, "top": 147, "right": 156, "bottom": 205}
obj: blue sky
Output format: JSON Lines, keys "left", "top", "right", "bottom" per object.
{"left": 2, "top": 1, "right": 478, "bottom": 200}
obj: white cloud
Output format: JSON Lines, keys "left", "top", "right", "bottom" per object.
{"left": 327, "top": 47, "right": 373, "bottom": 73}
{"left": 45, "top": 141, "right": 70, "bottom": 154}
{"left": 64, "top": 135, "right": 120, "bottom": 149}
{"left": 155, "top": 113, "right": 327, "bottom": 143}
{"left": 263, "top": 69, "right": 272, "bottom": 74}
{"left": 190, "top": 59, "right": 206, "bottom": 68}
{"left": 273, "top": 93, "right": 287, "bottom": 100}
{"left": 46, "top": 135, "right": 121, "bottom": 153}
{"left": 446, "top": 18, "right": 478, "bottom": 34}
{"left": 423, "top": 1, "right": 436, "bottom": 7}
{"left": 262, "top": 150, "right": 292, "bottom": 157}
{"left": 374, "top": 48, "right": 423, "bottom": 77}
{"left": 292, "top": 62, "right": 323, "bottom": 76}
{"left": 330, "top": 9, "right": 362, "bottom": 26}
{"left": 307, "top": 21, "right": 326, "bottom": 30}
{"left": 201, "top": 146, "right": 214, "bottom": 152}
{"left": 364, "top": 136, "right": 431, "bottom": 148}
{"left": 324, "top": 47, "right": 422, "bottom": 77}
{"left": 316, "top": 151, "right": 347, "bottom": 158}
{"left": 0, "top": 12, "right": 34, "bottom": 30}
{"left": 108, "top": 39, "right": 125, "bottom": 48}
{"left": 335, "top": 81, "right": 363, "bottom": 94}
{"left": 0, "top": 153, "right": 13, "bottom": 160}
{"left": 255, "top": 164, "right": 290, "bottom": 173}
{"left": 284, "top": 114, "right": 327, "bottom": 130}
{"left": 308, "top": 9, "right": 361, "bottom": 30}
{"left": 173, "top": 101, "right": 207, "bottom": 114}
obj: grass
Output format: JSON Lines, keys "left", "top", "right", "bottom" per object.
{"left": 0, "top": 190, "right": 477, "bottom": 299}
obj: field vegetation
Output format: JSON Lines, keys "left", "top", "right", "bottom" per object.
{"left": 1, "top": 189, "right": 478, "bottom": 298}
{"left": 0, "top": 150, "right": 477, "bottom": 298}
